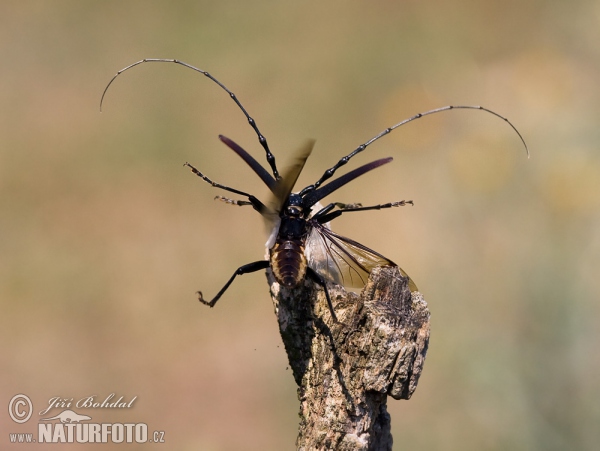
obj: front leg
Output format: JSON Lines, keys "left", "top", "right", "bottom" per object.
{"left": 312, "top": 200, "right": 413, "bottom": 224}
{"left": 214, "top": 195, "right": 253, "bottom": 207}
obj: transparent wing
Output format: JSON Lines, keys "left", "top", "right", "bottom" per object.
{"left": 305, "top": 221, "right": 418, "bottom": 291}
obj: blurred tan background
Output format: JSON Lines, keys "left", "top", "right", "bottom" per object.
{"left": 1, "top": 1, "right": 599, "bottom": 450}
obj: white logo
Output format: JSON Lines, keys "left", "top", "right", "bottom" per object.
{"left": 7, "top": 393, "right": 165, "bottom": 444}
{"left": 40, "top": 409, "right": 92, "bottom": 423}
{"left": 8, "top": 394, "right": 33, "bottom": 424}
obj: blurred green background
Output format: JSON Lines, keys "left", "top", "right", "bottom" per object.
{"left": 1, "top": 1, "right": 599, "bottom": 450}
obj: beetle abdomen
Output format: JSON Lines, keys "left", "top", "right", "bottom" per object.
{"left": 270, "top": 240, "right": 307, "bottom": 288}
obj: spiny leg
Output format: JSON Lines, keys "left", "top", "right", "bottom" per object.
{"left": 100, "top": 58, "right": 280, "bottom": 179}
{"left": 333, "top": 202, "right": 363, "bottom": 209}
{"left": 336, "top": 200, "right": 413, "bottom": 211}
{"left": 306, "top": 267, "right": 339, "bottom": 323}
{"left": 303, "top": 105, "right": 529, "bottom": 195}
{"left": 313, "top": 200, "right": 413, "bottom": 224}
{"left": 184, "top": 162, "right": 267, "bottom": 213}
{"left": 185, "top": 162, "right": 250, "bottom": 196}
{"left": 214, "top": 196, "right": 253, "bottom": 207}
{"left": 198, "top": 260, "right": 270, "bottom": 307}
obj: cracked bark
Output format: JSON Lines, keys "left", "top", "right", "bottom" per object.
{"left": 268, "top": 265, "right": 430, "bottom": 451}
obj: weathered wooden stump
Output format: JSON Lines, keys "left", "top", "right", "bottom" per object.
{"left": 268, "top": 265, "right": 430, "bottom": 450}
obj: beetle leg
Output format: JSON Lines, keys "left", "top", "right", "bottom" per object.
{"left": 185, "top": 162, "right": 268, "bottom": 214}
{"left": 198, "top": 260, "right": 270, "bottom": 307}
{"left": 214, "top": 196, "right": 253, "bottom": 207}
{"left": 333, "top": 202, "right": 363, "bottom": 209}
{"left": 337, "top": 200, "right": 413, "bottom": 211}
{"left": 306, "top": 267, "right": 339, "bottom": 323}
{"left": 315, "top": 200, "right": 413, "bottom": 224}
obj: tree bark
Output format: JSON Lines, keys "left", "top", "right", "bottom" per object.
{"left": 268, "top": 266, "right": 430, "bottom": 451}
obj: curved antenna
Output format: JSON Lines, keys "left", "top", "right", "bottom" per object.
{"left": 301, "top": 105, "right": 529, "bottom": 196}
{"left": 100, "top": 58, "right": 280, "bottom": 179}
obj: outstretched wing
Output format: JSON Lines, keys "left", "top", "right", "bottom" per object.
{"left": 264, "top": 140, "right": 315, "bottom": 249}
{"left": 305, "top": 221, "right": 418, "bottom": 291}
{"left": 266, "top": 139, "right": 315, "bottom": 215}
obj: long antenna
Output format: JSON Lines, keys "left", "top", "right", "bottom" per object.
{"left": 301, "top": 105, "right": 529, "bottom": 195}
{"left": 100, "top": 59, "right": 280, "bottom": 179}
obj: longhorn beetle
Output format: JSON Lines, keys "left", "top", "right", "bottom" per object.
{"left": 101, "top": 59, "right": 528, "bottom": 323}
